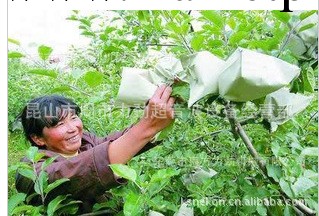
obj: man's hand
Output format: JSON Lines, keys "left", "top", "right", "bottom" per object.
{"left": 140, "top": 85, "right": 175, "bottom": 137}
{"left": 108, "top": 85, "right": 175, "bottom": 164}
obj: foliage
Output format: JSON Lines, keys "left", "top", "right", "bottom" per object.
{"left": 8, "top": 10, "right": 318, "bottom": 215}
{"left": 8, "top": 147, "right": 81, "bottom": 215}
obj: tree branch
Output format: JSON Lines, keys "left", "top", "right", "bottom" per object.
{"left": 235, "top": 122, "right": 267, "bottom": 173}
{"left": 146, "top": 43, "right": 180, "bottom": 47}
{"left": 201, "top": 139, "right": 219, "bottom": 154}
{"left": 225, "top": 102, "right": 239, "bottom": 139}
{"left": 225, "top": 105, "right": 316, "bottom": 216}
{"left": 78, "top": 210, "right": 113, "bottom": 216}
{"left": 192, "top": 129, "right": 227, "bottom": 143}
{"left": 56, "top": 78, "right": 92, "bottom": 97}
{"left": 162, "top": 11, "right": 194, "bottom": 54}
{"left": 304, "top": 110, "right": 318, "bottom": 128}
{"left": 192, "top": 106, "right": 218, "bottom": 116}
{"left": 191, "top": 114, "right": 262, "bottom": 142}
{"left": 277, "top": 20, "right": 302, "bottom": 58}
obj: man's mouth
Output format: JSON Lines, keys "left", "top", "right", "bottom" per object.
{"left": 67, "top": 134, "right": 80, "bottom": 142}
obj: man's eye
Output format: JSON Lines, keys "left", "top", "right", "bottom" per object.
{"left": 71, "top": 115, "right": 78, "bottom": 120}
{"left": 56, "top": 122, "right": 64, "bottom": 126}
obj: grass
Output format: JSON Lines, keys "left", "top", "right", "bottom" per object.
{"left": 8, "top": 132, "right": 29, "bottom": 197}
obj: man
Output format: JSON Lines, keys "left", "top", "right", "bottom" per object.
{"left": 16, "top": 85, "right": 175, "bottom": 213}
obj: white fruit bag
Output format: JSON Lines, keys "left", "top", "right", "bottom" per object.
{"left": 117, "top": 56, "right": 188, "bottom": 106}
{"left": 182, "top": 167, "right": 217, "bottom": 186}
{"left": 263, "top": 88, "right": 313, "bottom": 132}
{"left": 148, "top": 211, "right": 165, "bottom": 216}
{"left": 181, "top": 51, "right": 225, "bottom": 107}
{"left": 154, "top": 55, "right": 187, "bottom": 84}
{"left": 294, "top": 11, "right": 318, "bottom": 45}
{"left": 218, "top": 48, "right": 300, "bottom": 102}
{"left": 116, "top": 67, "right": 157, "bottom": 106}
{"left": 174, "top": 202, "right": 194, "bottom": 216}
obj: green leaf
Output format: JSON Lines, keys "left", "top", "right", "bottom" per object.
{"left": 266, "top": 164, "right": 282, "bottom": 182}
{"left": 155, "top": 122, "right": 174, "bottom": 141}
{"left": 39, "top": 172, "right": 49, "bottom": 190}
{"left": 8, "top": 51, "right": 25, "bottom": 58}
{"left": 298, "top": 23, "right": 316, "bottom": 33}
{"left": 243, "top": 185, "right": 270, "bottom": 199}
{"left": 38, "top": 45, "right": 53, "bottom": 61}
{"left": 180, "top": 20, "right": 190, "bottom": 35}
{"left": 305, "top": 198, "right": 318, "bottom": 212}
{"left": 229, "top": 31, "right": 248, "bottom": 46}
{"left": 71, "top": 68, "right": 85, "bottom": 79}
{"left": 123, "top": 192, "right": 143, "bottom": 216}
{"left": 83, "top": 71, "right": 104, "bottom": 88}
{"left": 8, "top": 162, "right": 31, "bottom": 174}
{"left": 166, "top": 21, "right": 181, "bottom": 34}
{"left": 90, "top": 15, "right": 100, "bottom": 21}
{"left": 302, "top": 72, "right": 314, "bottom": 93}
{"left": 227, "top": 18, "right": 236, "bottom": 30}
{"left": 8, "top": 193, "right": 26, "bottom": 214}
{"left": 34, "top": 152, "right": 46, "bottom": 163}
{"left": 256, "top": 205, "right": 267, "bottom": 216}
{"left": 303, "top": 68, "right": 315, "bottom": 93}
{"left": 284, "top": 205, "right": 294, "bottom": 216}
{"left": 299, "top": 11, "right": 317, "bottom": 21}
{"left": 201, "top": 11, "right": 224, "bottom": 28}
{"left": 148, "top": 169, "right": 180, "bottom": 196}
{"left": 175, "top": 107, "right": 192, "bottom": 121}
{"left": 304, "top": 170, "right": 318, "bottom": 180}
{"left": 292, "top": 177, "right": 316, "bottom": 196}
{"left": 207, "top": 39, "right": 223, "bottom": 48}
{"left": 54, "top": 201, "right": 82, "bottom": 215}
{"left": 66, "top": 15, "right": 78, "bottom": 21}
{"left": 44, "top": 178, "right": 70, "bottom": 194}
{"left": 30, "top": 206, "right": 43, "bottom": 216}
{"left": 11, "top": 205, "right": 36, "bottom": 215}
{"left": 272, "top": 11, "right": 291, "bottom": 23}
{"left": 81, "top": 31, "right": 95, "bottom": 37}
{"left": 47, "top": 195, "right": 68, "bottom": 216}
{"left": 104, "top": 26, "right": 117, "bottom": 34}
{"left": 50, "top": 86, "right": 73, "bottom": 94}
{"left": 279, "top": 178, "right": 294, "bottom": 198}
{"left": 79, "top": 18, "right": 91, "bottom": 27}
{"left": 18, "top": 169, "right": 37, "bottom": 182}
{"left": 301, "top": 147, "right": 318, "bottom": 157}
{"left": 137, "top": 11, "right": 150, "bottom": 25}
{"left": 170, "top": 10, "right": 179, "bottom": 18}
{"left": 102, "top": 45, "right": 121, "bottom": 54}
{"left": 34, "top": 171, "right": 48, "bottom": 195}
{"left": 172, "top": 82, "right": 190, "bottom": 101}
{"left": 109, "top": 164, "right": 137, "bottom": 182}
{"left": 26, "top": 146, "right": 39, "bottom": 162}
{"left": 26, "top": 193, "right": 39, "bottom": 204}
{"left": 151, "top": 169, "right": 180, "bottom": 183}
{"left": 191, "top": 34, "right": 205, "bottom": 51}
{"left": 29, "top": 69, "right": 58, "bottom": 79}
{"left": 287, "top": 34, "right": 307, "bottom": 56}
{"left": 8, "top": 38, "right": 21, "bottom": 45}
{"left": 41, "top": 156, "right": 58, "bottom": 170}
{"left": 271, "top": 142, "right": 281, "bottom": 157}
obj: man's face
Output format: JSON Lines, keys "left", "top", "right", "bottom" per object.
{"left": 40, "top": 112, "right": 83, "bottom": 155}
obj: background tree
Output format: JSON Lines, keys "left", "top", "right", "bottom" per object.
{"left": 8, "top": 10, "right": 318, "bottom": 215}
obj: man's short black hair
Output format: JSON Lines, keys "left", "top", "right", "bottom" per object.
{"left": 20, "top": 95, "right": 81, "bottom": 147}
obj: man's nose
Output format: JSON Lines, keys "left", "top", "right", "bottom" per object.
{"left": 66, "top": 121, "right": 77, "bottom": 132}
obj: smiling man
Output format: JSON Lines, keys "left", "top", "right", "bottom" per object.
{"left": 16, "top": 85, "right": 175, "bottom": 213}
